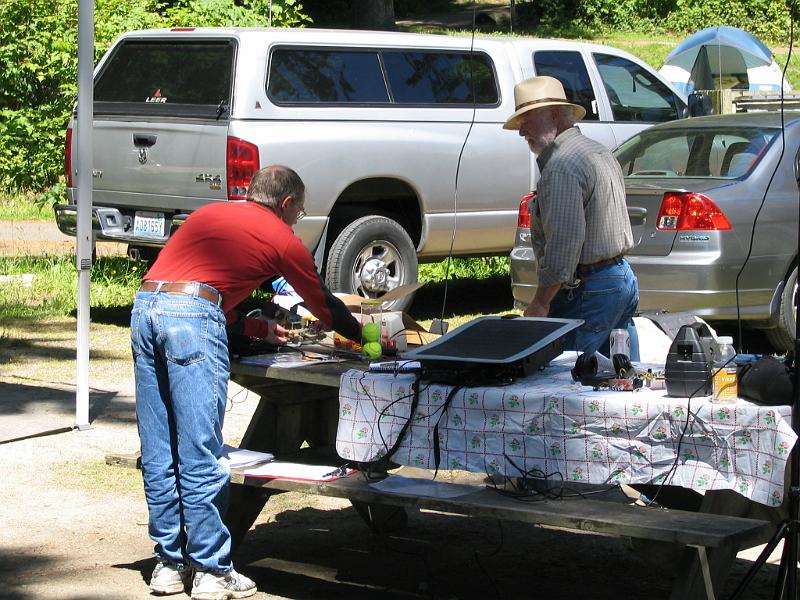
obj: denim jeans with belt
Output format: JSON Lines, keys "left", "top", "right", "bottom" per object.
{"left": 548, "top": 258, "right": 640, "bottom": 361}
{"left": 130, "top": 284, "right": 232, "bottom": 572}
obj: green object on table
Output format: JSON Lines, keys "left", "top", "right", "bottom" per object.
{"left": 363, "top": 341, "right": 382, "bottom": 359}
{"left": 362, "top": 322, "right": 381, "bottom": 343}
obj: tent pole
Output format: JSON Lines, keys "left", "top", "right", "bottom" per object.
{"left": 75, "top": 0, "right": 94, "bottom": 431}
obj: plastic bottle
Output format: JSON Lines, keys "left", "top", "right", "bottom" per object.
{"left": 711, "top": 336, "right": 738, "bottom": 403}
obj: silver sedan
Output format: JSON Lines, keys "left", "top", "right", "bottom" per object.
{"left": 510, "top": 112, "right": 800, "bottom": 352}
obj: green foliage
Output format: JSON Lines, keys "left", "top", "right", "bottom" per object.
{"left": 0, "top": 255, "right": 142, "bottom": 318}
{"left": 419, "top": 257, "right": 509, "bottom": 283}
{"left": 0, "top": 191, "right": 52, "bottom": 220}
{"left": 665, "top": 0, "right": 791, "bottom": 44}
{"left": 0, "top": 0, "right": 308, "bottom": 194}
{"left": 165, "top": 0, "right": 309, "bottom": 28}
{"left": 517, "top": 0, "right": 792, "bottom": 42}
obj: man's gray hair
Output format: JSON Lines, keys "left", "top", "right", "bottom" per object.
{"left": 246, "top": 165, "right": 305, "bottom": 208}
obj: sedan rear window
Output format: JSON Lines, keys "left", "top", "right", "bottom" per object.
{"left": 615, "top": 126, "right": 778, "bottom": 178}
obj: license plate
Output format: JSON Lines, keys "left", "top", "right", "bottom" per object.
{"left": 133, "top": 212, "right": 165, "bottom": 238}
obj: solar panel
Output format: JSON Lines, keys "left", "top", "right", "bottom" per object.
{"left": 402, "top": 316, "right": 583, "bottom": 381}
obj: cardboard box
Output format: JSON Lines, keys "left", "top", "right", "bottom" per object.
{"left": 334, "top": 282, "right": 438, "bottom": 348}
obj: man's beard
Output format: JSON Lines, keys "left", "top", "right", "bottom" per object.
{"left": 527, "top": 124, "right": 558, "bottom": 155}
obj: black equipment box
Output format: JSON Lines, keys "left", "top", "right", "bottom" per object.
{"left": 665, "top": 322, "right": 715, "bottom": 397}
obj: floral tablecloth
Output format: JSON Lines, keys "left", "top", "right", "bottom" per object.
{"left": 336, "top": 362, "right": 796, "bottom": 506}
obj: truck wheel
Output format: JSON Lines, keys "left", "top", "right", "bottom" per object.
{"left": 765, "top": 266, "right": 796, "bottom": 353}
{"left": 325, "top": 215, "right": 418, "bottom": 311}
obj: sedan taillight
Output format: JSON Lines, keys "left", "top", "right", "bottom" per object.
{"left": 517, "top": 192, "right": 535, "bottom": 228}
{"left": 226, "top": 136, "right": 260, "bottom": 200}
{"left": 656, "top": 192, "right": 732, "bottom": 231}
{"left": 65, "top": 127, "right": 73, "bottom": 188}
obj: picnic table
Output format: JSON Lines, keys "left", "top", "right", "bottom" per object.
{"left": 227, "top": 352, "right": 790, "bottom": 599}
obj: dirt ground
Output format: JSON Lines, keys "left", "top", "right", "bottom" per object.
{"left": 0, "top": 221, "right": 787, "bottom": 599}
{"left": 0, "top": 321, "right": 786, "bottom": 600}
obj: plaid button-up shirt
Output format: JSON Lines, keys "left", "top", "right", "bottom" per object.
{"left": 531, "top": 127, "right": 633, "bottom": 289}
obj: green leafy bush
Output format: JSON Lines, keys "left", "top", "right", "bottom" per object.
{"left": 666, "top": 0, "right": 791, "bottom": 44}
{"left": 419, "top": 257, "right": 509, "bottom": 283}
{"left": 0, "top": 0, "right": 308, "bottom": 194}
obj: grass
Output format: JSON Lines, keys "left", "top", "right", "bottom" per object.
{"left": 0, "top": 191, "right": 53, "bottom": 221}
{"left": 0, "top": 255, "right": 142, "bottom": 320}
{"left": 52, "top": 459, "right": 144, "bottom": 496}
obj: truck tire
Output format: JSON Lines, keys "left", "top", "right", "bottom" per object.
{"left": 325, "top": 215, "right": 418, "bottom": 311}
{"left": 765, "top": 266, "right": 797, "bottom": 353}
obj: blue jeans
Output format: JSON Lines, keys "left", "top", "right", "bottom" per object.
{"left": 548, "top": 258, "right": 640, "bottom": 361}
{"left": 130, "top": 284, "right": 232, "bottom": 572}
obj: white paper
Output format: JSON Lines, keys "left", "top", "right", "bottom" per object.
{"left": 239, "top": 351, "right": 344, "bottom": 369}
{"left": 242, "top": 461, "right": 353, "bottom": 481}
{"left": 220, "top": 444, "right": 274, "bottom": 469}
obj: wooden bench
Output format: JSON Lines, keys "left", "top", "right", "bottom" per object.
{"left": 230, "top": 468, "right": 774, "bottom": 600}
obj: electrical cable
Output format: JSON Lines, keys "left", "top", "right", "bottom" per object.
{"left": 438, "top": 2, "right": 478, "bottom": 325}
{"left": 733, "top": 14, "right": 794, "bottom": 353}
{"left": 646, "top": 352, "right": 737, "bottom": 507}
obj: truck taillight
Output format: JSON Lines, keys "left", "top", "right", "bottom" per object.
{"left": 656, "top": 192, "right": 732, "bottom": 231}
{"left": 65, "top": 128, "right": 73, "bottom": 188}
{"left": 226, "top": 137, "right": 260, "bottom": 200}
{"left": 517, "top": 192, "right": 535, "bottom": 228}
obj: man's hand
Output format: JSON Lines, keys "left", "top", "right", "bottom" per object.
{"left": 241, "top": 316, "right": 289, "bottom": 344}
{"left": 523, "top": 299, "right": 550, "bottom": 318}
{"left": 265, "top": 320, "right": 289, "bottom": 345}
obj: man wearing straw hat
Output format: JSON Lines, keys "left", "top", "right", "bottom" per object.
{"left": 504, "top": 76, "right": 640, "bottom": 360}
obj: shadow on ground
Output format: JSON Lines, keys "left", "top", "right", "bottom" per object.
{"left": 226, "top": 501, "right": 783, "bottom": 599}
{"left": 0, "top": 381, "right": 135, "bottom": 443}
{"left": 76, "top": 305, "right": 134, "bottom": 327}
{"left": 407, "top": 275, "right": 514, "bottom": 322}
{"left": 230, "top": 502, "right": 708, "bottom": 599}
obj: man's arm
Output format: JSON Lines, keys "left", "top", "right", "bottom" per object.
{"left": 524, "top": 282, "right": 562, "bottom": 317}
{"left": 280, "top": 237, "right": 362, "bottom": 342}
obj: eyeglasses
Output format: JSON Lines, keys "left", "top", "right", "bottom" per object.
{"left": 296, "top": 209, "right": 306, "bottom": 221}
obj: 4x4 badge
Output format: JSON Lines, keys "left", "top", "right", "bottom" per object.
{"left": 138, "top": 148, "right": 148, "bottom": 164}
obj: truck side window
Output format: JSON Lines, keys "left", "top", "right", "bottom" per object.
{"left": 94, "top": 41, "right": 234, "bottom": 118}
{"left": 532, "top": 51, "right": 598, "bottom": 121}
{"left": 382, "top": 51, "right": 499, "bottom": 105}
{"left": 593, "top": 53, "right": 681, "bottom": 123}
{"left": 268, "top": 49, "right": 389, "bottom": 103}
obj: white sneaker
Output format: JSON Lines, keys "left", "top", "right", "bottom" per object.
{"left": 149, "top": 560, "right": 192, "bottom": 595}
{"left": 191, "top": 568, "right": 257, "bottom": 600}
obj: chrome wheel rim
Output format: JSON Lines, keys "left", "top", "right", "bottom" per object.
{"left": 351, "top": 239, "right": 404, "bottom": 299}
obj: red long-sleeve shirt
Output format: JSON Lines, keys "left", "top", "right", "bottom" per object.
{"left": 144, "top": 201, "right": 360, "bottom": 341}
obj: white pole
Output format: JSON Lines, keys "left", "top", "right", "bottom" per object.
{"left": 75, "top": 0, "right": 94, "bottom": 430}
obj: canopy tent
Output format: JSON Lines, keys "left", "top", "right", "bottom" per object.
{"left": 659, "top": 26, "right": 790, "bottom": 95}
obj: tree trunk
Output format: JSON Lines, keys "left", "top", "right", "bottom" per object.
{"left": 352, "top": 0, "right": 396, "bottom": 31}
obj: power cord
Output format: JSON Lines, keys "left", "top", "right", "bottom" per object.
{"left": 439, "top": 1, "right": 478, "bottom": 325}
{"left": 733, "top": 13, "right": 794, "bottom": 353}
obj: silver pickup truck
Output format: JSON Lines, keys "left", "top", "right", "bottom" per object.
{"left": 56, "top": 27, "right": 686, "bottom": 309}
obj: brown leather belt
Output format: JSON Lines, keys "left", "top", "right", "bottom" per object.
{"left": 139, "top": 280, "right": 221, "bottom": 304}
{"left": 576, "top": 255, "right": 623, "bottom": 275}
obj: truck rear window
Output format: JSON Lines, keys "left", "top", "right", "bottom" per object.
{"left": 267, "top": 47, "right": 499, "bottom": 106}
{"left": 94, "top": 40, "right": 235, "bottom": 119}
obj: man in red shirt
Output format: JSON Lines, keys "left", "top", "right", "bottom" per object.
{"left": 131, "top": 165, "right": 360, "bottom": 598}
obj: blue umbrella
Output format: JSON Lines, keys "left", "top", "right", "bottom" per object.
{"left": 664, "top": 26, "right": 773, "bottom": 73}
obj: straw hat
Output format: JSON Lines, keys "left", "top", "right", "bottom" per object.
{"left": 503, "top": 76, "right": 586, "bottom": 130}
